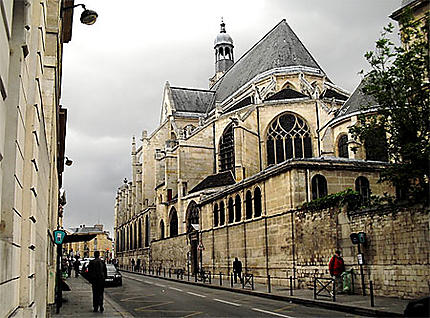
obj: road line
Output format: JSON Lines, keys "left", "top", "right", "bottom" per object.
{"left": 154, "top": 283, "right": 166, "bottom": 287}
{"left": 169, "top": 286, "right": 183, "bottom": 292}
{"left": 186, "top": 291, "right": 206, "bottom": 298}
{"left": 213, "top": 298, "right": 241, "bottom": 307}
{"left": 252, "top": 308, "right": 295, "bottom": 318}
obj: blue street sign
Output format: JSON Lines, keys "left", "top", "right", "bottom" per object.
{"left": 53, "top": 230, "right": 66, "bottom": 245}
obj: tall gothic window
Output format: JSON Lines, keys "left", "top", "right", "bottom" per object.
{"left": 219, "top": 124, "right": 235, "bottom": 174}
{"left": 214, "top": 203, "right": 219, "bottom": 227}
{"left": 228, "top": 197, "right": 234, "bottom": 223}
{"left": 338, "top": 134, "right": 349, "bottom": 158}
{"left": 169, "top": 208, "right": 178, "bottom": 237}
{"left": 254, "top": 187, "right": 262, "bottom": 217}
{"left": 235, "top": 195, "right": 241, "bottom": 222}
{"left": 145, "top": 214, "right": 150, "bottom": 247}
{"left": 138, "top": 219, "right": 142, "bottom": 248}
{"left": 160, "top": 220, "right": 165, "bottom": 239}
{"left": 311, "top": 174, "right": 328, "bottom": 200}
{"left": 245, "top": 191, "right": 252, "bottom": 219}
{"left": 267, "top": 113, "right": 312, "bottom": 165}
{"left": 355, "top": 176, "right": 370, "bottom": 204}
{"left": 187, "top": 202, "right": 200, "bottom": 232}
{"left": 219, "top": 201, "right": 225, "bottom": 225}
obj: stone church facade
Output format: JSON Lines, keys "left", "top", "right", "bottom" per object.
{"left": 114, "top": 16, "right": 429, "bottom": 299}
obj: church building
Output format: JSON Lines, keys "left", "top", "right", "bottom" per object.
{"left": 114, "top": 15, "right": 429, "bottom": 299}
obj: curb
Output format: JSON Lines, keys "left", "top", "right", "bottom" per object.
{"left": 120, "top": 270, "right": 402, "bottom": 317}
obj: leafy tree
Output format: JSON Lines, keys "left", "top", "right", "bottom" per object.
{"left": 350, "top": 12, "right": 429, "bottom": 203}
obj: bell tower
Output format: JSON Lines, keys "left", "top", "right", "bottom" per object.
{"left": 210, "top": 18, "right": 234, "bottom": 87}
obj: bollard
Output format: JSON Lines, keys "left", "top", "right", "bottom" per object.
{"left": 251, "top": 275, "right": 254, "bottom": 290}
{"left": 333, "top": 278, "right": 336, "bottom": 302}
{"left": 187, "top": 271, "right": 190, "bottom": 281}
{"left": 169, "top": 268, "right": 171, "bottom": 278}
{"left": 267, "top": 275, "right": 271, "bottom": 293}
{"left": 219, "top": 272, "right": 222, "bottom": 286}
{"left": 242, "top": 275, "right": 245, "bottom": 289}
{"left": 164, "top": 268, "right": 166, "bottom": 277}
{"left": 230, "top": 273, "right": 233, "bottom": 287}
{"left": 195, "top": 272, "right": 197, "bottom": 282}
{"left": 370, "top": 280, "right": 375, "bottom": 307}
{"left": 209, "top": 271, "right": 211, "bottom": 284}
{"left": 313, "top": 277, "right": 317, "bottom": 299}
{"left": 289, "top": 276, "right": 293, "bottom": 296}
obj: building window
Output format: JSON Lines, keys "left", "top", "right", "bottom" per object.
{"left": 245, "top": 191, "right": 252, "bottom": 219}
{"left": 214, "top": 203, "right": 219, "bottom": 227}
{"left": 145, "top": 215, "right": 150, "bottom": 247}
{"left": 160, "top": 220, "right": 165, "bottom": 239}
{"left": 235, "top": 195, "right": 241, "bottom": 222}
{"left": 267, "top": 113, "right": 312, "bottom": 165}
{"left": 219, "top": 201, "right": 225, "bottom": 225}
{"left": 169, "top": 208, "right": 178, "bottom": 237}
{"left": 219, "top": 124, "right": 235, "bottom": 174}
{"left": 228, "top": 197, "right": 234, "bottom": 223}
{"left": 182, "top": 182, "right": 188, "bottom": 196}
{"left": 311, "top": 174, "right": 328, "bottom": 200}
{"left": 138, "top": 220, "right": 142, "bottom": 248}
{"left": 338, "top": 134, "right": 349, "bottom": 158}
{"left": 254, "top": 187, "right": 262, "bottom": 217}
{"left": 355, "top": 176, "right": 370, "bottom": 204}
{"left": 167, "top": 189, "right": 173, "bottom": 201}
{"left": 186, "top": 202, "right": 199, "bottom": 232}
{"left": 365, "top": 127, "right": 388, "bottom": 161}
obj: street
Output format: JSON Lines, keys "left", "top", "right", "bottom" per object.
{"left": 105, "top": 273, "right": 364, "bottom": 317}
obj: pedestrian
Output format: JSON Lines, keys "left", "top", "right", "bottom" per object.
{"left": 88, "top": 251, "right": 107, "bottom": 313}
{"left": 329, "top": 250, "right": 345, "bottom": 293}
{"left": 73, "top": 256, "right": 80, "bottom": 277}
{"left": 136, "top": 258, "right": 141, "bottom": 272}
{"left": 67, "top": 258, "right": 72, "bottom": 277}
{"left": 233, "top": 257, "right": 242, "bottom": 284}
{"left": 131, "top": 258, "right": 135, "bottom": 271}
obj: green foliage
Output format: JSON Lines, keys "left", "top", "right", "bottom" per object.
{"left": 349, "top": 12, "right": 429, "bottom": 203}
{"left": 302, "top": 189, "right": 362, "bottom": 212}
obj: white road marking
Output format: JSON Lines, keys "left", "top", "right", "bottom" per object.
{"left": 154, "top": 283, "right": 166, "bottom": 287}
{"left": 143, "top": 280, "right": 154, "bottom": 285}
{"left": 186, "top": 291, "right": 206, "bottom": 298}
{"left": 169, "top": 287, "right": 183, "bottom": 292}
{"left": 252, "top": 308, "right": 295, "bottom": 318}
{"left": 213, "top": 298, "right": 241, "bottom": 307}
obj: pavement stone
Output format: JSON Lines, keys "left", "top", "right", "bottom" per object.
{"left": 53, "top": 275, "right": 132, "bottom": 317}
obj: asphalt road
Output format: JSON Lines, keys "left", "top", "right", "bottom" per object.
{"left": 105, "top": 273, "right": 364, "bottom": 317}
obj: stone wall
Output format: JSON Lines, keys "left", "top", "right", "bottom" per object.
{"left": 151, "top": 234, "right": 188, "bottom": 270}
{"left": 199, "top": 206, "right": 429, "bottom": 299}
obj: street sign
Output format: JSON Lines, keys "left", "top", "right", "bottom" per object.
{"left": 53, "top": 230, "right": 66, "bottom": 245}
{"left": 357, "top": 253, "right": 364, "bottom": 265}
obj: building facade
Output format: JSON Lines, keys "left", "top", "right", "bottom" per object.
{"left": 0, "top": 1, "right": 76, "bottom": 316}
{"left": 64, "top": 224, "right": 113, "bottom": 260}
{"left": 115, "top": 6, "right": 429, "bottom": 300}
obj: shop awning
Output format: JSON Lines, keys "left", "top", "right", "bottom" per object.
{"left": 63, "top": 233, "right": 96, "bottom": 243}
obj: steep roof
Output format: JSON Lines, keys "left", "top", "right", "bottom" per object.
{"left": 170, "top": 87, "right": 215, "bottom": 114}
{"left": 189, "top": 171, "right": 235, "bottom": 194}
{"left": 213, "top": 19, "right": 326, "bottom": 104}
{"left": 334, "top": 79, "right": 377, "bottom": 118}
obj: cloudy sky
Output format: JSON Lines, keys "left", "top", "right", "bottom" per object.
{"left": 61, "top": 0, "right": 401, "bottom": 236}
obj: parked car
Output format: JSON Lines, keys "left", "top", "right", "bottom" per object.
{"left": 105, "top": 264, "right": 122, "bottom": 286}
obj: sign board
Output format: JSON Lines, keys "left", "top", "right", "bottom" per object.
{"left": 53, "top": 230, "right": 66, "bottom": 245}
{"left": 357, "top": 253, "right": 364, "bottom": 265}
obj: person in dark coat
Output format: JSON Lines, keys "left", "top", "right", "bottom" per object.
{"left": 73, "top": 256, "right": 81, "bottom": 277}
{"left": 329, "top": 250, "right": 345, "bottom": 292}
{"left": 233, "top": 257, "right": 242, "bottom": 284}
{"left": 88, "top": 251, "right": 107, "bottom": 312}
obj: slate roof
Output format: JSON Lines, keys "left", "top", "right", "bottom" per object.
{"left": 320, "top": 88, "right": 349, "bottom": 101}
{"left": 334, "top": 79, "right": 377, "bottom": 118}
{"left": 170, "top": 87, "right": 215, "bottom": 113}
{"left": 189, "top": 171, "right": 235, "bottom": 194}
{"left": 212, "top": 19, "right": 326, "bottom": 106}
{"left": 265, "top": 88, "right": 307, "bottom": 101}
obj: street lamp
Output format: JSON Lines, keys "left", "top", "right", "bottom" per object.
{"left": 65, "top": 157, "right": 73, "bottom": 166}
{"left": 63, "top": 3, "right": 98, "bottom": 25}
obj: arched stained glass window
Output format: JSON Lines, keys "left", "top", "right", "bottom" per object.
{"left": 219, "top": 201, "right": 225, "bottom": 225}
{"left": 254, "top": 187, "right": 262, "bottom": 217}
{"left": 235, "top": 195, "right": 241, "bottom": 222}
{"left": 267, "top": 113, "right": 312, "bottom": 165}
{"left": 187, "top": 202, "right": 200, "bottom": 233}
{"left": 219, "top": 124, "right": 235, "bottom": 174}
{"left": 228, "top": 198, "right": 234, "bottom": 223}
{"left": 160, "top": 220, "right": 165, "bottom": 239}
{"left": 338, "top": 134, "right": 349, "bottom": 158}
{"left": 311, "top": 174, "right": 328, "bottom": 200}
{"left": 245, "top": 191, "right": 252, "bottom": 219}
{"left": 214, "top": 203, "right": 219, "bottom": 227}
{"left": 169, "top": 208, "right": 178, "bottom": 237}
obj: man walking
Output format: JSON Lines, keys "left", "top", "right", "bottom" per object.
{"left": 329, "top": 250, "right": 345, "bottom": 292}
{"left": 233, "top": 257, "right": 242, "bottom": 284}
{"left": 88, "top": 251, "right": 107, "bottom": 312}
{"left": 73, "top": 256, "right": 80, "bottom": 277}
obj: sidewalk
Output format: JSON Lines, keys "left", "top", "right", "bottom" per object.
{"left": 122, "top": 269, "right": 408, "bottom": 317}
{"left": 53, "top": 275, "right": 131, "bottom": 317}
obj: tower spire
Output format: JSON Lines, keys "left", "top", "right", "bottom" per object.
{"left": 210, "top": 18, "right": 234, "bottom": 88}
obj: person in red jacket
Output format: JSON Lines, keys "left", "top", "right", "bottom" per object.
{"left": 329, "top": 250, "right": 345, "bottom": 292}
